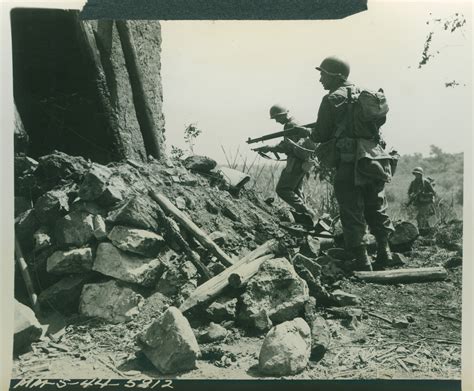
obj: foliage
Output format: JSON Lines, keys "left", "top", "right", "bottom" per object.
{"left": 170, "top": 145, "right": 185, "bottom": 160}
{"left": 184, "top": 123, "right": 202, "bottom": 154}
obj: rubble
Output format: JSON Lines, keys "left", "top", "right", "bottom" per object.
{"left": 93, "top": 242, "right": 163, "bottom": 287}
{"left": 33, "top": 227, "right": 52, "bottom": 252}
{"left": 38, "top": 274, "right": 93, "bottom": 314}
{"left": 239, "top": 258, "right": 309, "bottom": 331}
{"left": 389, "top": 221, "right": 419, "bottom": 251}
{"left": 206, "top": 297, "right": 238, "bottom": 322}
{"left": 258, "top": 318, "right": 311, "bottom": 375}
{"left": 99, "top": 175, "right": 128, "bottom": 205}
{"left": 156, "top": 260, "right": 198, "bottom": 299}
{"left": 392, "top": 316, "right": 410, "bottom": 329}
{"left": 92, "top": 215, "right": 107, "bottom": 240}
{"left": 46, "top": 247, "right": 93, "bottom": 274}
{"left": 54, "top": 211, "right": 95, "bottom": 247}
{"left": 331, "top": 290, "right": 361, "bottom": 307}
{"left": 208, "top": 231, "right": 227, "bottom": 245}
{"left": 183, "top": 155, "right": 217, "bottom": 173}
{"left": 35, "top": 151, "right": 89, "bottom": 190}
{"left": 140, "top": 307, "right": 200, "bottom": 374}
{"left": 78, "top": 164, "right": 113, "bottom": 201}
{"left": 108, "top": 225, "right": 165, "bottom": 257}
{"left": 34, "top": 189, "right": 70, "bottom": 225}
{"left": 198, "top": 322, "right": 228, "bottom": 343}
{"left": 309, "top": 315, "right": 331, "bottom": 359}
{"left": 107, "top": 194, "right": 159, "bottom": 231}
{"left": 300, "top": 236, "right": 321, "bottom": 258}
{"left": 15, "top": 209, "right": 39, "bottom": 250}
{"left": 14, "top": 300, "right": 42, "bottom": 354}
{"left": 79, "top": 280, "right": 144, "bottom": 323}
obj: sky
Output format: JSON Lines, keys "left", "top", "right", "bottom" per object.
{"left": 160, "top": 1, "right": 472, "bottom": 164}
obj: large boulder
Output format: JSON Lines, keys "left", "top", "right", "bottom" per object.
{"left": 46, "top": 247, "right": 93, "bottom": 274}
{"left": 14, "top": 300, "right": 42, "bottom": 354}
{"left": 93, "top": 243, "right": 162, "bottom": 287}
{"left": 258, "top": 318, "right": 311, "bottom": 376}
{"left": 238, "top": 258, "right": 309, "bottom": 331}
{"left": 183, "top": 155, "right": 217, "bottom": 173}
{"left": 108, "top": 226, "right": 165, "bottom": 257}
{"left": 38, "top": 274, "right": 93, "bottom": 314}
{"left": 389, "top": 221, "right": 419, "bottom": 251}
{"left": 54, "top": 211, "right": 95, "bottom": 247}
{"left": 79, "top": 280, "right": 144, "bottom": 323}
{"left": 78, "top": 164, "right": 113, "bottom": 201}
{"left": 35, "top": 151, "right": 89, "bottom": 190}
{"left": 34, "top": 189, "right": 70, "bottom": 225}
{"left": 107, "top": 194, "right": 160, "bottom": 231}
{"left": 140, "top": 307, "right": 200, "bottom": 374}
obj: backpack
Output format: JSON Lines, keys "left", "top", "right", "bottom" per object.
{"left": 350, "top": 88, "right": 389, "bottom": 139}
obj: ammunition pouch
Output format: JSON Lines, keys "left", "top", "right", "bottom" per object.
{"left": 336, "top": 137, "right": 356, "bottom": 163}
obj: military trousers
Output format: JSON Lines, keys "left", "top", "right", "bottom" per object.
{"left": 275, "top": 157, "right": 313, "bottom": 217}
{"left": 334, "top": 162, "right": 394, "bottom": 248}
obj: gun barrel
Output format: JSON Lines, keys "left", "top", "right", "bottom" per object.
{"left": 246, "top": 123, "right": 315, "bottom": 145}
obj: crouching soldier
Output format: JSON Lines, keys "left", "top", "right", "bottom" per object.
{"left": 257, "top": 104, "right": 317, "bottom": 227}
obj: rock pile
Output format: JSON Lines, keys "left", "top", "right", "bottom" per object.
{"left": 14, "top": 150, "right": 432, "bottom": 375}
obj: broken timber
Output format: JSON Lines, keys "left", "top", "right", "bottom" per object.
{"left": 228, "top": 254, "right": 273, "bottom": 288}
{"left": 179, "top": 239, "right": 279, "bottom": 313}
{"left": 149, "top": 190, "right": 234, "bottom": 266}
{"left": 153, "top": 202, "right": 212, "bottom": 280}
{"left": 354, "top": 267, "right": 447, "bottom": 284}
{"left": 15, "top": 237, "right": 40, "bottom": 313}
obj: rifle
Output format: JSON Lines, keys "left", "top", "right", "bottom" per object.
{"left": 246, "top": 122, "right": 316, "bottom": 145}
{"left": 252, "top": 146, "right": 282, "bottom": 160}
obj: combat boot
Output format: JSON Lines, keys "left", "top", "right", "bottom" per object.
{"left": 373, "top": 236, "right": 393, "bottom": 270}
{"left": 350, "top": 246, "right": 373, "bottom": 272}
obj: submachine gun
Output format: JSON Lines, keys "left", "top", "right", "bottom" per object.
{"left": 246, "top": 122, "right": 315, "bottom": 160}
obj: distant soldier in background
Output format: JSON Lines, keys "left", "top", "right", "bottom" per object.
{"left": 257, "top": 105, "right": 317, "bottom": 227}
{"left": 408, "top": 167, "right": 437, "bottom": 235}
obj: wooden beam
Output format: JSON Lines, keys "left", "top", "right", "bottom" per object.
{"left": 179, "top": 239, "right": 278, "bottom": 313}
{"left": 149, "top": 190, "right": 234, "bottom": 266}
{"left": 153, "top": 203, "right": 211, "bottom": 281}
{"left": 354, "top": 267, "right": 447, "bottom": 284}
{"left": 228, "top": 254, "right": 273, "bottom": 288}
{"left": 15, "top": 238, "right": 40, "bottom": 314}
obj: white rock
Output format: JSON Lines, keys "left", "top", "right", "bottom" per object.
{"left": 258, "top": 317, "right": 311, "bottom": 375}
{"left": 141, "top": 307, "right": 200, "bottom": 374}
{"left": 79, "top": 280, "right": 143, "bottom": 323}
{"left": 47, "top": 248, "right": 93, "bottom": 274}
{"left": 108, "top": 225, "right": 165, "bottom": 257}
{"left": 93, "top": 242, "right": 162, "bottom": 287}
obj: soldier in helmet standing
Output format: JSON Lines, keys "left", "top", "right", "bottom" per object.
{"left": 308, "top": 56, "right": 395, "bottom": 271}
{"left": 408, "top": 167, "right": 437, "bottom": 234}
{"left": 258, "top": 105, "right": 317, "bottom": 227}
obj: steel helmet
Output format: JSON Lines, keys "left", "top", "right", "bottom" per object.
{"left": 412, "top": 167, "right": 423, "bottom": 175}
{"left": 269, "top": 104, "right": 289, "bottom": 119}
{"left": 316, "top": 56, "right": 350, "bottom": 80}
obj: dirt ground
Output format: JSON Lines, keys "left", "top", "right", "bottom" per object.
{"left": 12, "top": 237, "right": 461, "bottom": 381}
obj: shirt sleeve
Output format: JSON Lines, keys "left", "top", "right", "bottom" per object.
{"left": 310, "top": 95, "right": 338, "bottom": 143}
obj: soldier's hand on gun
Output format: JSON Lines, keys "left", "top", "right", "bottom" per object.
{"left": 257, "top": 145, "right": 273, "bottom": 153}
{"left": 296, "top": 127, "right": 312, "bottom": 138}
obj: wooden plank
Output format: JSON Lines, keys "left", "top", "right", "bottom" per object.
{"left": 228, "top": 254, "right": 273, "bottom": 288}
{"left": 149, "top": 190, "right": 234, "bottom": 266}
{"left": 179, "top": 239, "right": 278, "bottom": 313}
{"left": 354, "top": 267, "right": 447, "bottom": 284}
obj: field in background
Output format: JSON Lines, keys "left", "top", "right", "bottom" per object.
{"left": 224, "top": 145, "right": 463, "bottom": 225}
